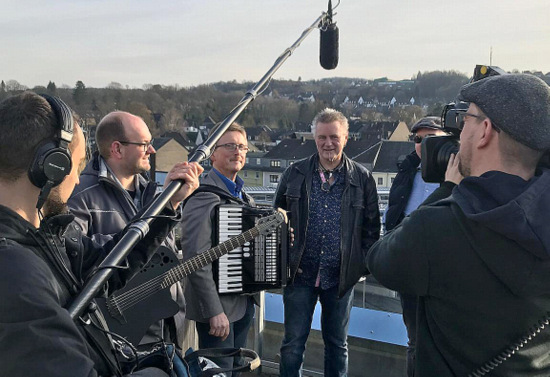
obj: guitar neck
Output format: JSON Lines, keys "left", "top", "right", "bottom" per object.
{"left": 159, "top": 226, "right": 261, "bottom": 288}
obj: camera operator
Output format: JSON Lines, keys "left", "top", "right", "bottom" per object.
{"left": 367, "top": 73, "right": 550, "bottom": 376}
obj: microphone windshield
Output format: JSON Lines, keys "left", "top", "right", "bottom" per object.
{"left": 320, "top": 23, "right": 339, "bottom": 70}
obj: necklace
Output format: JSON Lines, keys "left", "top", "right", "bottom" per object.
{"left": 319, "top": 169, "right": 332, "bottom": 192}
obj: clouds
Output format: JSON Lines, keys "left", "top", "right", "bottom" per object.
{"left": 1, "top": 0, "right": 548, "bottom": 88}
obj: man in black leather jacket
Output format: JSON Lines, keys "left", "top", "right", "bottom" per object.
{"left": 0, "top": 92, "right": 202, "bottom": 377}
{"left": 274, "top": 108, "right": 380, "bottom": 377}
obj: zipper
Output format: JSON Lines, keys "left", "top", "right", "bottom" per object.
{"left": 28, "top": 228, "right": 81, "bottom": 296}
{"left": 99, "top": 176, "right": 139, "bottom": 216}
{"left": 293, "top": 170, "right": 310, "bottom": 282}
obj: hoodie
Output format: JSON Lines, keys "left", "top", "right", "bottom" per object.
{"left": 367, "top": 169, "right": 550, "bottom": 376}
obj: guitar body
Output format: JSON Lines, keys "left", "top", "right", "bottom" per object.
{"left": 94, "top": 211, "right": 287, "bottom": 346}
{"left": 96, "top": 246, "right": 181, "bottom": 345}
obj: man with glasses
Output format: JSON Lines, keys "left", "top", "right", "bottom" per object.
{"left": 68, "top": 111, "right": 188, "bottom": 347}
{"left": 367, "top": 74, "right": 550, "bottom": 376}
{"left": 275, "top": 108, "right": 380, "bottom": 377}
{"left": 180, "top": 123, "right": 256, "bottom": 375}
{"left": 383, "top": 116, "right": 447, "bottom": 377}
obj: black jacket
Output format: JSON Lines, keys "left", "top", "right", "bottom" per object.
{"left": 0, "top": 204, "right": 179, "bottom": 377}
{"left": 385, "top": 151, "right": 421, "bottom": 231}
{"left": 68, "top": 152, "right": 183, "bottom": 345}
{"left": 274, "top": 153, "right": 380, "bottom": 297}
{"left": 367, "top": 169, "right": 550, "bottom": 376}
{"left": 69, "top": 152, "right": 161, "bottom": 245}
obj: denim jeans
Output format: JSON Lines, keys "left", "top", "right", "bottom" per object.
{"left": 195, "top": 297, "right": 255, "bottom": 377}
{"left": 279, "top": 285, "right": 354, "bottom": 377}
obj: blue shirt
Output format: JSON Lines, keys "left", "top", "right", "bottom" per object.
{"left": 295, "top": 164, "right": 344, "bottom": 290}
{"left": 403, "top": 170, "right": 440, "bottom": 215}
{"left": 212, "top": 168, "right": 244, "bottom": 199}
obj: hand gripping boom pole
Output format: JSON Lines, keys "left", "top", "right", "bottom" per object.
{"left": 68, "top": 10, "right": 331, "bottom": 320}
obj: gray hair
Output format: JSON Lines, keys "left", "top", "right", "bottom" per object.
{"left": 311, "top": 108, "right": 349, "bottom": 135}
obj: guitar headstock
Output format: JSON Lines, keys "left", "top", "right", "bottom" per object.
{"left": 256, "top": 208, "right": 287, "bottom": 236}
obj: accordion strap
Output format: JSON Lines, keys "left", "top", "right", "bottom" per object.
{"left": 183, "top": 184, "right": 248, "bottom": 206}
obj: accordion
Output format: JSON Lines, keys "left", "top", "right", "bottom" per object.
{"left": 213, "top": 204, "right": 289, "bottom": 294}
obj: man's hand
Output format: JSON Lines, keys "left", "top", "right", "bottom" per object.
{"left": 276, "top": 208, "right": 294, "bottom": 246}
{"left": 209, "top": 312, "right": 230, "bottom": 341}
{"left": 445, "top": 153, "right": 464, "bottom": 185}
{"left": 165, "top": 162, "right": 204, "bottom": 208}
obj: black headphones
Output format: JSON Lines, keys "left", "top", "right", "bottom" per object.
{"left": 28, "top": 94, "right": 74, "bottom": 210}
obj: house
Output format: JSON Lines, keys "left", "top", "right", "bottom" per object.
{"left": 388, "top": 121, "right": 410, "bottom": 141}
{"left": 353, "top": 140, "right": 415, "bottom": 188}
{"left": 150, "top": 136, "right": 190, "bottom": 186}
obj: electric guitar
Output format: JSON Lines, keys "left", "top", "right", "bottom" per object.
{"left": 96, "top": 209, "right": 287, "bottom": 345}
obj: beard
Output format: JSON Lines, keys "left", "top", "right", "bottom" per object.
{"left": 458, "top": 158, "right": 471, "bottom": 178}
{"left": 43, "top": 187, "right": 69, "bottom": 217}
{"left": 129, "top": 158, "right": 150, "bottom": 176}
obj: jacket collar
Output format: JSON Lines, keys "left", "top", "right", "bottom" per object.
{"left": 0, "top": 204, "right": 74, "bottom": 246}
{"left": 296, "top": 153, "right": 361, "bottom": 187}
{"left": 86, "top": 151, "right": 150, "bottom": 190}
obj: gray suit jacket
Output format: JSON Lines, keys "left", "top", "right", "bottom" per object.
{"left": 181, "top": 172, "right": 253, "bottom": 323}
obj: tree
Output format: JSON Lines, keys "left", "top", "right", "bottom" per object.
{"left": 107, "top": 82, "right": 124, "bottom": 90}
{"left": 389, "top": 105, "right": 424, "bottom": 125}
{"left": 73, "top": 80, "right": 87, "bottom": 105}
{"left": 5, "top": 79, "right": 27, "bottom": 92}
{"left": 123, "top": 101, "right": 156, "bottom": 135}
{"left": 0, "top": 80, "right": 6, "bottom": 101}
{"left": 47, "top": 81, "right": 57, "bottom": 94}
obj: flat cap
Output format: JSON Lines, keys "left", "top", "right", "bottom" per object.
{"left": 459, "top": 74, "right": 550, "bottom": 150}
{"left": 410, "top": 116, "right": 443, "bottom": 133}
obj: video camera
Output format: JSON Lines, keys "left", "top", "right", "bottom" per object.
{"left": 421, "top": 65, "right": 507, "bottom": 182}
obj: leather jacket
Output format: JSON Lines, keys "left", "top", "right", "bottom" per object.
{"left": 274, "top": 153, "right": 380, "bottom": 297}
{"left": 385, "top": 151, "right": 421, "bottom": 231}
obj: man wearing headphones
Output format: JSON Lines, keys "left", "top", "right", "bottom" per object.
{"left": 68, "top": 111, "right": 187, "bottom": 347}
{"left": 0, "top": 92, "right": 202, "bottom": 376}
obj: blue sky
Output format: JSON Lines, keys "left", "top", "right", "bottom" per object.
{"left": 2, "top": 0, "right": 549, "bottom": 88}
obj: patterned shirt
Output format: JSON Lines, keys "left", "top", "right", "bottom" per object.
{"left": 295, "top": 161, "right": 345, "bottom": 289}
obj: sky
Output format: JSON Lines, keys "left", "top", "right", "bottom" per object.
{"left": 2, "top": 0, "right": 549, "bottom": 89}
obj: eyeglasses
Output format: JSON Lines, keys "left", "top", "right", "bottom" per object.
{"left": 214, "top": 143, "right": 249, "bottom": 152}
{"left": 457, "top": 112, "right": 485, "bottom": 130}
{"left": 118, "top": 139, "right": 154, "bottom": 152}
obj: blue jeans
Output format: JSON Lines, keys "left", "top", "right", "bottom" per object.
{"left": 195, "top": 297, "right": 255, "bottom": 377}
{"left": 279, "top": 285, "right": 354, "bottom": 377}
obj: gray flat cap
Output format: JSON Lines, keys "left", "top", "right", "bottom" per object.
{"left": 410, "top": 116, "right": 443, "bottom": 133}
{"left": 459, "top": 73, "right": 550, "bottom": 150}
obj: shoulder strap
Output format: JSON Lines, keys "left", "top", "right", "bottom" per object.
{"left": 183, "top": 184, "right": 247, "bottom": 207}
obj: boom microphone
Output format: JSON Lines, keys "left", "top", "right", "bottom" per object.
{"left": 320, "top": 0, "right": 339, "bottom": 70}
